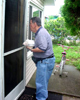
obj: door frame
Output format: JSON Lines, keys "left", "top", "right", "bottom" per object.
{"left": 0, "top": 0, "right": 28, "bottom": 100}
{"left": 0, "top": 0, "right": 3, "bottom": 100}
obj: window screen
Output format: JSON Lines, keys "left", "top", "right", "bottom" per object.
{"left": 4, "top": 0, "right": 25, "bottom": 52}
{"left": 4, "top": 50, "right": 24, "bottom": 96}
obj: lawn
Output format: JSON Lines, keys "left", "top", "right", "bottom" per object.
{"left": 53, "top": 44, "right": 80, "bottom": 70}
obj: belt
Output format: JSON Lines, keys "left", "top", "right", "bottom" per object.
{"left": 38, "top": 54, "right": 54, "bottom": 61}
{"left": 46, "top": 55, "right": 54, "bottom": 59}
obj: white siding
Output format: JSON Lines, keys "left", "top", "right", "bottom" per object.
{"left": 29, "top": 0, "right": 44, "bottom": 9}
{"left": 26, "top": 57, "right": 36, "bottom": 85}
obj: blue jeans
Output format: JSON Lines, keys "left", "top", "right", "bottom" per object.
{"left": 36, "top": 57, "right": 55, "bottom": 100}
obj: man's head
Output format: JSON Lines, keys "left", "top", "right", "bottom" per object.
{"left": 30, "top": 17, "right": 41, "bottom": 26}
{"left": 30, "top": 17, "right": 41, "bottom": 33}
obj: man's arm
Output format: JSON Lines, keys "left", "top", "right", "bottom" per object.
{"left": 26, "top": 46, "right": 44, "bottom": 52}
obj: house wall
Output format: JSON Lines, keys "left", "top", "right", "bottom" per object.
{"left": 26, "top": 57, "right": 36, "bottom": 84}
{"left": 25, "top": 0, "right": 44, "bottom": 85}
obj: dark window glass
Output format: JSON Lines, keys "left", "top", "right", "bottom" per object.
{"left": 4, "top": 0, "right": 25, "bottom": 52}
{"left": 40, "top": 11, "right": 42, "bottom": 18}
{"left": 29, "top": 6, "right": 32, "bottom": 40}
{"left": 4, "top": 50, "right": 24, "bottom": 96}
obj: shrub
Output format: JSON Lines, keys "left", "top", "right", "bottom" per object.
{"left": 52, "top": 38, "right": 80, "bottom": 46}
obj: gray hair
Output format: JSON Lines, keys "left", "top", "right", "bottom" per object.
{"left": 30, "top": 17, "right": 41, "bottom": 26}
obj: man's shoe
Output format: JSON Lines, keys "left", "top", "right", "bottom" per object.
{"left": 32, "top": 94, "right": 48, "bottom": 100}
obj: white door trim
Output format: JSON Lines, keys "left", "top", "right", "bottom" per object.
{"left": 0, "top": 0, "right": 28, "bottom": 99}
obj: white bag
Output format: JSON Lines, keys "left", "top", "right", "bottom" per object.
{"left": 23, "top": 39, "right": 35, "bottom": 47}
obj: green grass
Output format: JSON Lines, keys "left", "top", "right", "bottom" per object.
{"left": 53, "top": 44, "right": 80, "bottom": 70}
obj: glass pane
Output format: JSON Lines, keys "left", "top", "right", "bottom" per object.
{"left": 28, "top": 6, "right": 32, "bottom": 40}
{"left": 4, "top": 50, "right": 24, "bottom": 96}
{"left": 4, "top": 0, "right": 25, "bottom": 52}
{"left": 33, "top": 7, "right": 39, "bottom": 17}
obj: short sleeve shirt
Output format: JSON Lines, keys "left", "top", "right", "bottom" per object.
{"left": 33, "top": 27, "right": 54, "bottom": 58}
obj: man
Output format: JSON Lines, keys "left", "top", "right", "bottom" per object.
{"left": 26, "top": 17, "right": 55, "bottom": 100}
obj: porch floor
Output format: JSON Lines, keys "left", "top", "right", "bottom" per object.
{"left": 27, "top": 64, "right": 80, "bottom": 100}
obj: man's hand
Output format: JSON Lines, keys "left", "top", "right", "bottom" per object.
{"left": 26, "top": 46, "right": 32, "bottom": 51}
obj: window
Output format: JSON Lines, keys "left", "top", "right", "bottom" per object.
{"left": 29, "top": 6, "right": 42, "bottom": 40}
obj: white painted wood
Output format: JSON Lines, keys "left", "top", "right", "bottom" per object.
{"left": 0, "top": 1, "right": 2, "bottom": 100}
{"left": 0, "top": 0, "right": 6, "bottom": 100}
{"left": 44, "top": 0, "right": 55, "bottom": 6}
{"left": 4, "top": 47, "right": 24, "bottom": 56}
{"left": 5, "top": 81, "right": 25, "bottom": 100}
{"left": 29, "top": 0, "right": 44, "bottom": 10}
{"left": 23, "top": 0, "right": 29, "bottom": 87}
{"left": 26, "top": 57, "right": 36, "bottom": 85}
